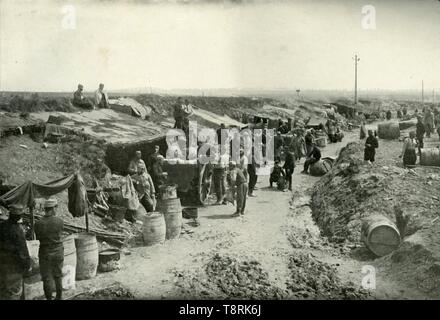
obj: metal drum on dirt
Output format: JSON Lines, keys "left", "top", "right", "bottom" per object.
{"left": 75, "top": 233, "right": 99, "bottom": 280}
{"left": 361, "top": 215, "right": 401, "bottom": 257}
{"left": 420, "top": 148, "right": 440, "bottom": 167}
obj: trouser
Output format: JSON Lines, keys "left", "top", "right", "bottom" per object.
{"left": 73, "top": 100, "right": 93, "bottom": 110}
{"left": 213, "top": 168, "right": 226, "bottom": 203}
{"left": 140, "top": 194, "right": 155, "bottom": 212}
{"left": 285, "top": 168, "right": 293, "bottom": 190}
{"left": 247, "top": 165, "right": 257, "bottom": 194}
{"left": 0, "top": 272, "right": 23, "bottom": 300}
{"left": 236, "top": 183, "right": 248, "bottom": 215}
{"left": 417, "top": 136, "right": 424, "bottom": 155}
{"left": 403, "top": 149, "right": 417, "bottom": 167}
{"left": 426, "top": 124, "right": 432, "bottom": 137}
{"left": 304, "top": 157, "right": 319, "bottom": 172}
{"left": 364, "top": 148, "right": 376, "bottom": 162}
{"left": 39, "top": 253, "right": 64, "bottom": 300}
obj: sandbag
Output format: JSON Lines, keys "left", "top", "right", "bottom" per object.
{"left": 68, "top": 174, "right": 89, "bottom": 217}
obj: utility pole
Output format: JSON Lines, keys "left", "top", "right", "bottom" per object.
{"left": 432, "top": 89, "right": 435, "bottom": 103}
{"left": 422, "top": 80, "right": 424, "bottom": 103}
{"left": 353, "top": 54, "right": 360, "bottom": 105}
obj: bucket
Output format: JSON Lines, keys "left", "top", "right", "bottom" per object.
{"left": 98, "top": 249, "right": 121, "bottom": 272}
{"left": 157, "top": 198, "right": 182, "bottom": 240}
{"left": 420, "top": 148, "right": 440, "bottom": 167}
{"left": 361, "top": 215, "right": 401, "bottom": 257}
{"left": 75, "top": 233, "right": 99, "bottom": 280}
{"left": 141, "top": 212, "right": 166, "bottom": 245}
{"left": 159, "top": 184, "right": 178, "bottom": 200}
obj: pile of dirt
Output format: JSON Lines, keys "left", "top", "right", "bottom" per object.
{"left": 311, "top": 142, "right": 440, "bottom": 244}
{"left": 72, "top": 284, "right": 135, "bottom": 300}
{"left": 0, "top": 93, "right": 77, "bottom": 113}
{"left": 174, "top": 252, "right": 288, "bottom": 299}
{"left": 286, "top": 252, "right": 369, "bottom": 299}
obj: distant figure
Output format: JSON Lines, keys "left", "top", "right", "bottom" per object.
{"left": 128, "top": 150, "right": 146, "bottom": 175}
{"left": 151, "top": 155, "right": 166, "bottom": 194}
{"left": 132, "top": 163, "right": 156, "bottom": 212}
{"left": 213, "top": 148, "right": 229, "bottom": 205}
{"left": 397, "top": 109, "right": 402, "bottom": 119}
{"left": 386, "top": 110, "right": 392, "bottom": 120}
{"left": 148, "top": 145, "right": 161, "bottom": 171}
{"left": 247, "top": 146, "right": 258, "bottom": 197}
{"left": 424, "top": 108, "right": 434, "bottom": 138}
{"left": 230, "top": 161, "right": 248, "bottom": 217}
{"left": 35, "top": 198, "right": 64, "bottom": 300}
{"left": 274, "top": 131, "right": 284, "bottom": 159}
{"left": 94, "top": 83, "right": 109, "bottom": 108}
{"left": 0, "top": 204, "right": 31, "bottom": 300}
{"left": 400, "top": 132, "right": 417, "bottom": 167}
{"left": 305, "top": 131, "right": 315, "bottom": 155}
{"left": 364, "top": 130, "right": 379, "bottom": 163}
{"left": 283, "top": 150, "right": 295, "bottom": 191}
{"left": 73, "top": 84, "right": 93, "bottom": 109}
{"left": 302, "top": 145, "right": 321, "bottom": 174}
{"left": 416, "top": 116, "right": 426, "bottom": 155}
{"left": 402, "top": 106, "right": 408, "bottom": 116}
{"left": 173, "top": 97, "right": 184, "bottom": 129}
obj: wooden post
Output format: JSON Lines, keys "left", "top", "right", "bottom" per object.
{"left": 29, "top": 206, "right": 35, "bottom": 240}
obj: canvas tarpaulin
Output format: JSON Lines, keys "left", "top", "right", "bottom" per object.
{"left": 0, "top": 174, "right": 88, "bottom": 217}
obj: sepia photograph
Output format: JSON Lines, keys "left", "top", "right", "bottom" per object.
{"left": 0, "top": 0, "right": 440, "bottom": 307}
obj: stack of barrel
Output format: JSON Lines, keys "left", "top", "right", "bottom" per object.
{"left": 141, "top": 184, "right": 183, "bottom": 246}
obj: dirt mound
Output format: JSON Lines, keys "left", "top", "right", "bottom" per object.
{"left": 0, "top": 93, "right": 77, "bottom": 113}
{"left": 174, "top": 253, "right": 288, "bottom": 299}
{"left": 72, "top": 284, "right": 135, "bottom": 300}
{"left": 286, "top": 252, "right": 369, "bottom": 299}
{"left": 311, "top": 142, "right": 440, "bottom": 243}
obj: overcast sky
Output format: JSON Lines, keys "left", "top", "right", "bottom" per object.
{"left": 0, "top": 0, "right": 439, "bottom": 92}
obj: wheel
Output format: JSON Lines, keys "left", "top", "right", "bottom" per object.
{"left": 198, "top": 163, "right": 213, "bottom": 205}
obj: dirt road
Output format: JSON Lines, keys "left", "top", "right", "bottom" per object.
{"left": 27, "top": 126, "right": 415, "bottom": 299}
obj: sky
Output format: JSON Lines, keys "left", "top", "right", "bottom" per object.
{"left": 0, "top": 0, "right": 439, "bottom": 92}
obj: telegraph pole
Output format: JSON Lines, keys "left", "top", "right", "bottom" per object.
{"left": 422, "top": 80, "right": 424, "bottom": 103}
{"left": 353, "top": 54, "right": 360, "bottom": 105}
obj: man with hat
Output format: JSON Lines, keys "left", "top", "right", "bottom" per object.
{"left": 0, "top": 204, "right": 31, "bottom": 300}
{"left": 72, "top": 84, "right": 93, "bottom": 110}
{"left": 34, "top": 198, "right": 64, "bottom": 300}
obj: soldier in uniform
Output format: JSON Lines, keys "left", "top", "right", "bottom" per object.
{"left": 35, "top": 198, "right": 64, "bottom": 300}
{"left": 0, "top": 204, "right": 31, "bottom": 300}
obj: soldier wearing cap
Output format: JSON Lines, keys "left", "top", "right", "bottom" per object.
{"left": 0, "top": 204, "right": 31, "bottom": 300}
{"left": 34, "top": 198, "right": 64, "bottom": 300}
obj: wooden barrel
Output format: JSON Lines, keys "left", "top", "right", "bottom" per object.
{"left": 142, "top": 212, "right": 166, "bottom": 245}
{"left": 420, "top": 148, "right": 440, "bottom": 167}
{"left": 75, "top": 233, "right": 99, "bottom": 280}
{"left": 157, "top": 198, "right": 183, "bottom": 240}
{"left": 377, "top": 122, "right": 400, "bottom": 139}
{"left": 61, "top": 235, "right": 77, "bottom": 290}
{"left": 361, "top": 215, "right": 401, "bottom": 257}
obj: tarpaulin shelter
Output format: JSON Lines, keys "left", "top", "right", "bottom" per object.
{"left": 0, "top": 173, "right": 89, "bottom": 237}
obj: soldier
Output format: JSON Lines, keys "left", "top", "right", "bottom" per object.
{"left": 0, "top": 204, "right": 31, "bottom": 300}
{"left": 35, "top": 198, "right": 64, "bottom": 300}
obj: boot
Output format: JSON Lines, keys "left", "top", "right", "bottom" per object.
{"left": 54, "top": 277, "right": 63, "bottom": 300}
